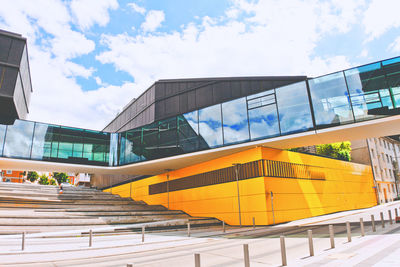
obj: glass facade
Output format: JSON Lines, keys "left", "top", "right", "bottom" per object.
{"left": 276, "top": 81, "right": 313, "bottom": 134}
{"left": 222, "top": 98, "right": 249, "bottom": 145}
{"left": 1, "top": 56, "right": 400, "bottom": 167}
{"left": 309, "top": 72, "right": 354, "bottom": 128}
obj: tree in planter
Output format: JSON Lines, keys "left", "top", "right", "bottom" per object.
{"left": 53, "top": 172, "right": 70, "bottom": 185}
{"left": 316, "top": 141, "right": 351, "bottom": 161}
{"left": 38, "top": 174, "right": 49, "bottom": 185}
{"left": 27, "top": 171, "right": 39, "bottom": 183}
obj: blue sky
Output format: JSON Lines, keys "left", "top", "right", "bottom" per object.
{"left": 0, "top": 0, "right": 399, "bottom": 130}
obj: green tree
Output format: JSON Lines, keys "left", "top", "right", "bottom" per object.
{"left": 27, "top": 171, "right": 39, "bottom": 182}
{"left": 49, "top": 178, "right": 57, "bottom": 186}
{"left": 38, "top": 174, "right": 49, "bottom": 185}
{"left": 316, "top": 141, "right": 351, "bottom": 161}
{"left": 53, "top": 172, "right": 69, "bottom": 185}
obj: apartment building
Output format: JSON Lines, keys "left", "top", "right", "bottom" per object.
{"left": 352, "top": 137, "right": 400, "bottom": 203}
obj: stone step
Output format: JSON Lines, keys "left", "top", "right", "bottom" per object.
{"left": 0, "top": 198, "right": 143, "bottom": 205}
{"left": 0, "top": 190, "right": 122, "bottom": 198}
{"left": 0, "top": 203, "right": 167, "bottom": 211}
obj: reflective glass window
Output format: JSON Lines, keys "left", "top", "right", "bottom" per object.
{"left": 344, "top": 62, "right": 392, "bottom": 121}
{"left": 119, "top": 132, "right": 127, "bottom": 165}
{"left": 199, "top": 104, "right": 223, "bottom": 148}
{"left": 158, "top": 118, "right": 179, "bottom": 158}
{"left": 109, "top": 133, "right": 119, "bottom": 166}
{"left": 178, "top": 111, "right": 199, "bottom": 153}
{"left": 81, "top": 130, "right": 110, "bottom": 164}
{"left": 276, "top": 81, "right": 313, "bottom": 134}
{"left": 0, "top": 125, "right": 6, "bottom": 156}
{"left": 31, "top": 123, "right": 59, "bottom": 160}
{"left": 141, "top": 122, "right": 159, "bottom": 160}
{"left": 383, "top": 57, "right": 400, "bottom": 108}
{"left": 3, "top": 120, "right": 34, "bottom": 159}
{"left": 222, "top": 98, "right": 249, "bottom": 145}
{"left": 247, "top": 90, "right": 279, "bottom": 140}
{"left": 309, "top": 72, "right": 354, "bottom": 128}
{"left": 124, "top": 128, "right": 143, "bottom": 164}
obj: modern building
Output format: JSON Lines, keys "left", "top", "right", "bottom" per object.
{"left": 2, "top": 30, "right": 400, "bottom": 225}
{"left": 0, "top": 29, "right": 32, "bottom": 124}
{"left": 352, "top": 137, "right": 400, "bottom": 203}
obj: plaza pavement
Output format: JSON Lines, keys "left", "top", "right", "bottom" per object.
{"left": 0, "top": 201, "right": 399, "bottom": 266}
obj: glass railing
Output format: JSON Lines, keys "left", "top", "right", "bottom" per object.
{"left": 1, "top": 56, "right": 400, "bottom": 167}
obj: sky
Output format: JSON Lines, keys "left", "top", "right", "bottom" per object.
{"left": 0, "top": 0, "right": 400, "bottom": 130}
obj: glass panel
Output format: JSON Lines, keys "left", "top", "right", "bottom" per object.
{"left": 178, "top": 111, "right": 199, "bottom": 153}
{"left": 31, "top": 123, "right": 59, "bottom": 160}
{"left": 125, "top": 128, "right": 144, "bottom": 164}
{"left": 309, "top": 72, "right": 354, "bottom": 128}
{"left": 344, "top": 62, "right": 392, "bottom": 121}
{"left": 81, "top": 129, "right": 110, "bottom": 165}
{"left": 0, "top": 125, "right": 6, "bottom": 156}
{"left": 199, "top": 104, "right": 223, "bottom": 148}
{"left": 142, "top": 122, "right": 159, "bottom": 160}
{"left": 248, "top": 104, "right": 279, "bottom": 140}
{"left": 276, "top": 81, "right": 313, "bottom": 134}
{"left": 158, "top": 117, "right": 178, "bottom": 157}
{"left": 3, "top": 120, "right": 34, "bottom": 159}
{"left": 383, "top": 57, "right": 400, "bottom": 108}
{"left": 222, "top": 98, "right": 249, "bottom": 145}
{"left": 119, "top": 132, "right": 127, "bottom": 165}
{"left": 109, "top": 133, "right": 119, "bottom": 166}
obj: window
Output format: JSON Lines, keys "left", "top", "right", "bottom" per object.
{"left": 247, "top": 90, "right": 279, "bottom": 140}
{"left": 222, "top": 98, "right": 249, "bottom": 145}
{"left": 6, "top": 170, "right": 12, "bottom": 175}
{"left": 344, "top": 62, "right": 392, "bottom": 122}
{"left": 387, "top": 154, "right": 390, "bottom": 162}
{"left": 276, "top": 81, "right": 313, "bottom": 134}
{"left": 309, "top": 72, "right": 354, "bottom": 128}
{"left": 199, "top": 104, "right": 223, "bottom": 148}
{"left": 371, "top": 148, "right": 375, "bottom": 158}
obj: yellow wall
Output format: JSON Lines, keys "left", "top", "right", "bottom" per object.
{"left": 104, "top": 147, "right": 377, "bottom": 225}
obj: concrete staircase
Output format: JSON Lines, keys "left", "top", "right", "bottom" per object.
{"left": 0, "top": 182, "right": 220, "bottom": 234}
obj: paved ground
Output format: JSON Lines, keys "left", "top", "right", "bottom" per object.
{"left": 0, "top": 201, "right": 399, "bottom": 266}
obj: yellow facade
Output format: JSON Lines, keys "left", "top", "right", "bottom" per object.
{"left": 105, "top": 147, "right": 377, "bottom": 225}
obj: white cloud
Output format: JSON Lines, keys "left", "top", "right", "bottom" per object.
{"left": 97, "top": 0, "right": 358, "bottom": 87}
{"left": 360, "top": 48, "right": 369, "bottom": 58}
{"left": 389, "top": 36, "right": 400, "bottom": 52}
{"left": 128, "top": 2, "right": 146, "bottom": 15}
{"left": 363, "top": 0, "right": 400, "bottom": 41}
{"left": 141, "top": 10, "right": 165, "bottom": 32}
{"left": 70, "top": 0, "right": 118, "bottom": 30}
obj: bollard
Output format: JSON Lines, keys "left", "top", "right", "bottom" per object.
{"left": 307, "top": 230, "right": 314, "bottom": 256}
{"left": 389, "top": 210, "right": 393, "bottom": 225}
{"left": 21, "top": 231, "right": 25, "bottom": 251}
{"left": 243, "top": 244, "right": 250, "bottom": 267}
{"left": 360, "top": 218, "right": 365, "bottom": 237}
{"left": 127, "top": 264, "right": 133, "bottom": 267}
{"left": 194, "top": 253, "right": 201, "bottom": 267}
{"left": 329, "top": 225, "right": 335, "bottom": 249}
{"left": 371, "top": 215, "right": 376, "bottom": 232}
{"left": 223, "top": 221, "right": 226, "bottom": 233}
{"left": 380, "top": 212, "right": 385, "bottom": 228}
{"left": 142, "top": 226, "right": 145, "bottom": 242}
{"left": 346, "top": 221, "right": 352, "bottom": 242}
{"left": 395, "top": 208, "right": 398, "bottom": 218}
{"left": 89, "top": 229, "right": 93, "bottom": 247}
{"left": 280, "top": 236, "right": 287, "bottom": 266}
{"left": 252, "top": 217, "right": 255, "bottom": 229}
{"left": 187, "top": 223, "right": 191, "bottom": 237}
